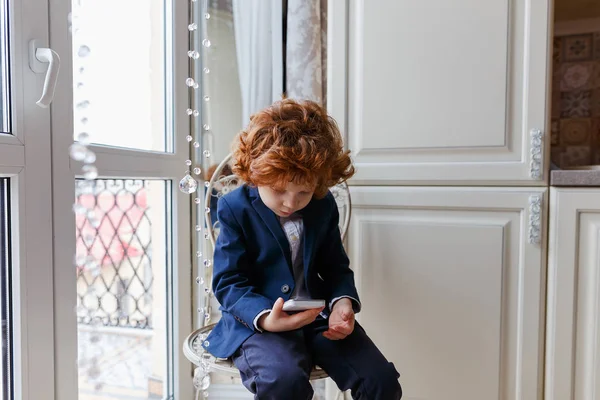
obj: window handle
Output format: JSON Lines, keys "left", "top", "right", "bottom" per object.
{"left": 29, "top": 40, "right": 61, "bottom": 108}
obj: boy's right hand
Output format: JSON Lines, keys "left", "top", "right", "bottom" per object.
{"left": 258, "top": 297, "right": 324, "bottom": 332}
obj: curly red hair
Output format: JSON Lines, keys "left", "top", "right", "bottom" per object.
{"left": 232, "top": 98, "right": 355, "bottom": 199}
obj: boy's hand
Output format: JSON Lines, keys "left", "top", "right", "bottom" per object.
{"left": 258, "top": 298, "right": 324, "bottom": 332}
{"left": 323, "top": 298, "right": 355, "bottom": 340}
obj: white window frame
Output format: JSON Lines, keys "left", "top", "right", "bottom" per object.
{"left": 48, "top": 0, "right": 193, "bottom": 399}
{"left": 1, "top": 0, "right": 56, "bottom": 398}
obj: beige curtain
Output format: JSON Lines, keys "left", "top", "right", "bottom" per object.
{"left": 286, "top": 0, "right": 327, "bottom": 108}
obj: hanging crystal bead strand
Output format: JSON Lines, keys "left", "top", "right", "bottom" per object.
{"left": 69, "top": 1, "right": 104, "bottom": 393}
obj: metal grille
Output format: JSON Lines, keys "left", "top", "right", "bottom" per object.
{"left": 75, "top": 179, "right": 154, "bottom": 329}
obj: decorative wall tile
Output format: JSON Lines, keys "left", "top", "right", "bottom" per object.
{"left": 594, "top": 32, "right": 600, "bottom": 60}
{"left": 554, "top": 37, "right": 562, "bottom": 64}
{"left": 551, "top": 119, "right": 560, "bottom": 145}
{"left": 560, "top": 118, "right": 591, "bottom": 145}
{"left": 560, "top": 63, "right": 593, "bottom": 91}
{"left": 560, "top": 90, "right": 592, "bottom": 118}
{"left": 591, "top": 89, "right": 600, "bottom": 117}
{"left": 591, "top": 118, "right": 600, "bottom": 146}
{"left": 563, "top": 34, "right": 593, "bottom": 62}
{"left": 561, "top": 146, "right": 591, "bottom": 167}
{"left": 552, "top": 31, "right": 600, "bottom": 168}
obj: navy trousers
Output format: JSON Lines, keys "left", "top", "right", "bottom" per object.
{"left": 231, "top": 318, "right": 402, "bottom": 400}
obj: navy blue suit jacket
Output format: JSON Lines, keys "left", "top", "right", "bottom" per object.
{"left": 202, "top": 185, "right": 360, "bottom": 358}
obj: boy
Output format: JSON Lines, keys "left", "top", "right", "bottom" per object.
{"left": 202, "top": 98, "right": 402, "bottom": 399}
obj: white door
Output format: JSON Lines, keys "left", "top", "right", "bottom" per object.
{"left": 348, "top": 186, "right": 547, "bottom": 400}
{"left": 330, "top": 0, "right": 552, "bottom": 185}
{"left": 0, "top": 0, "right": 57, "bottom": 398}
{"left": 48, "top": 0, "right": 193, "bottom": 399}
{"left": 545, "top": 188, "right": 600, "bottom": 400}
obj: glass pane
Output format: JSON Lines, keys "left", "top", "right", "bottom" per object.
{"left": 0, "top": 0, "right": 11, "bottom": 134}
{"left": 0, "top": 179, "right": 12, "bottom": 400}
{"left": 71, "top": 0, "right": 170, "bottom": 152}
{"left": 74, "top": 179, "right": 173, "bottom": 399}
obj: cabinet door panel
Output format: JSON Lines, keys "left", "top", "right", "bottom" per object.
{"left": 331, "top": 0, "right": 551, "bottom": 185}
{"left": 349, "top": 187, "right": 547, "bottom": 399}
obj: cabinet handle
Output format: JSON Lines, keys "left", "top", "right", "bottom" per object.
{"left": 529, "top": 129, "right": 543, "bottom": 180}
{"left": 528, "top": 194, "right": 542, "bottom": 245}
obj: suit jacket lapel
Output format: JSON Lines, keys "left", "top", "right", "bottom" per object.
{"left": 249, "top": 187, "right": 293, "bottom": 269}
{"left": 299, "top": 201, "right": 319, "bottom": 279}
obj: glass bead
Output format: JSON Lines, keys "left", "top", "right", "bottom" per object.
{"left": 179, "top": 174, "right": 198, "bottom": 194}
{"left": 186, "top": 78, "right": 195, "bottom": 87}
{"left": 202, "top": 39, "right": 211, "bottom": 48}
{"left": 82, "top": 165, "right": 98, "bottom": 180}
{"left": 201, "top": 375, "right": 211, "bottom": 390}
{"left": 77, "top": 132, "right": 91, "bottom": 145}
{"left": 203, "top": 95, "right": 210, "bottom": 102}
{"left": 204, "top": 181, "right": 210, "bottom": 188}
{"left": 204, "top": 232, "right": 209, "bottom": 240}
{"left": 195, "top": 225, "right": 201, "bottom": 231}
{"left": 188, "top": 23, "right": 198, "bottom": 31}
{"left": 196, "top": 276, "right": 204, "bottom": 285}
{"left": 76, "top": 100, "right": 90, "bottom": 110}
{"left": 69, "top": 143, "right": 87, "bottom": 161}
{"left": 204, "top": 13, "right": 210, "bottom": 20}
{"left": 83, "top": 150, "right": 96, "bottom": 164}
{"left": 193, "top": 142, "right": 200, "bottom": 148}
{"left": 186, "top": 108, "right": 193, "bottom": 115}
{"left": 205, "top": 207, "right": 210, "bottom": 214}
{"left": 77, "top": 45, "right": 91, "bottom": 57}
{"left": 203, "top": 124, "right": 210, "bottom": 131}
{"left": 185, "top": 159, "right": 192, "bottom": 166}
{"left": 196, "top": 251, "right": 202, "bottom": 258}
{"left": 186, "top": 135, "right": 193, "bottom": 142}
{"left": 72, "top": 203, "right": 87, "bottom": 215}
{"left": 203, "top": 67, "right": 210, "bottom": 74}
{"left": 203, "top": 259, "right": 211, "bottom": 267}
{"left": 193, "top": 110, "right": 199, "bottom": 117}
{"left": 193, "top": 168, "right": 202, "bottom": 176}
{"left": 187, "top": 50, "right": 200, "bottom": 60}
{"left": 194, "top": 197, "right": 201, "bottom": 204}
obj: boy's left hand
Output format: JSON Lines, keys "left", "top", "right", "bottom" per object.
{"left": 323, "top": 298, "right": 355, "bottom": 340}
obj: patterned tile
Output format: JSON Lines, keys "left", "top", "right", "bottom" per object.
{"left": 551, "top": 147, "right": 563, "bottom": 167}
{"left": 561, "top": 146, "right": 591, "bottom": 167}
{"left": 553, "top": 37, "right": 562, "bottom": 65}
{"left": 591, "top": 90, "right": 600, "bottom": 117}
{"left": 560, "top": 90, "right": 592, "bottom": 118}
{"left": 591, "top": 62, "right": 600, "bottom": 88}
{"left": 591, "top": 118, "right": 600, "bottom": 146}
{"left": 560, "top": 63, "right": 594, "bottom": 91}
{"left": 551, "top": 88, "right": 561, "bottom": 119}
{"left": 551, "top": 119, "right": 560, "bottom": 145}
{"left": 563, "top": 34, "right": 594, "bottom": 62}
{"left": 560, "top": 118, "right": 592, "bottom": 145}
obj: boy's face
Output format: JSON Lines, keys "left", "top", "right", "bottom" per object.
{"left": 258, "top": 182, "right": 315, "bottom": 217}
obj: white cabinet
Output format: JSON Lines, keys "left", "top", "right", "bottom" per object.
{"left": 330, "top": 0, "right": 552, "bottom": 185}
{"left": 348, "top": 186, "right": 547, "bottom": 400}
{"left": 545, "top": 188, "right": 600, "bottom": 400}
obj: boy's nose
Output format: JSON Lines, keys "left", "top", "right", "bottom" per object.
{"left": 283, "top": 197, "right": 297, "bottom": 209}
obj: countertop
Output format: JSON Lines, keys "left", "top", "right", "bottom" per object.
{"left": 550, "top": 168, "right": 600, "bottom": 186}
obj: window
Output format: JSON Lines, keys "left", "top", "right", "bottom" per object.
{"left": 49, "top": 0, "right": 193, "bottom": 398}
{"left": 1, "top": 179, "right": 11, "bottom": 400}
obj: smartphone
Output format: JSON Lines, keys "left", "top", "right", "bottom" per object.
{"left": 282, "top": 299, "right": 325, "bottom": 312}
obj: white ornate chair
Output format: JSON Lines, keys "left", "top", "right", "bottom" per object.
{"left": 183, "top": 153, "right": 352, "bottom": 389}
